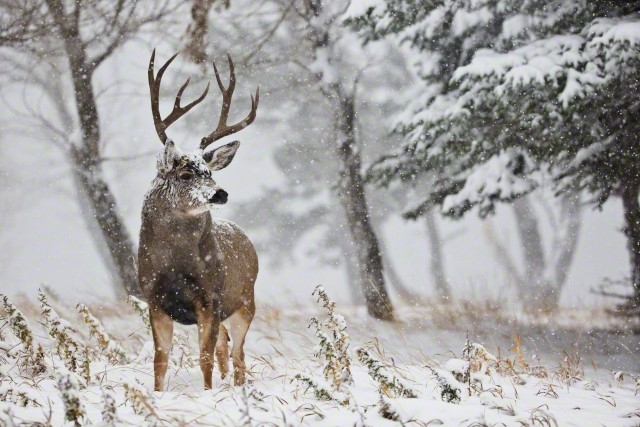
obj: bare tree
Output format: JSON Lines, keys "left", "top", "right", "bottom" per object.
{"left": 0, "top": 0, "right": 177, "bottom": 299}
{"left": 485, "top": 192, "right": 581, "bottom": 311}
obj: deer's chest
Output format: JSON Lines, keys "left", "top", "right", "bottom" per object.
{"left": 139, "top": 222, "right": 223, "bottom": 325}
{"left": 146, "top": 251, "right": 222, "bottom": 324}
{"left": 152, "top": 270, "right": 206, "bottom": 325}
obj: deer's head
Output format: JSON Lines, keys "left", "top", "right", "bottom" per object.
{"left": 147, "top": 50, "right": 258, "bottom": 215}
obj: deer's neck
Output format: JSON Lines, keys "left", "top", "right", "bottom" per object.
{"left": 143, "top": 207, "right": 210, "bottom": 239}
{"left": 140, "top": 206, "right": 214, "bottom": 276}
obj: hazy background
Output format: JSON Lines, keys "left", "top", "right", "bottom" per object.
{"left": 0, "top": 3, "right": 630, "bottom": 309}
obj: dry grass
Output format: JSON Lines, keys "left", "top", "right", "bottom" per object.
{"left": 0, "top": 289, "right": 638, "bottom": 426}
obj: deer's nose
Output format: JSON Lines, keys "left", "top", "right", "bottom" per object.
{"left": 210, "top": 189, "right": 228, "bottom": 204}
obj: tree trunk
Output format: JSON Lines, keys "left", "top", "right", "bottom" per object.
{"left": 184, "top": 0, "right": 216, "bottom": 64}
{"left": 47, "top": 0, "right": 142, "bottom": 299}
{"left": 620, "top": 179, "right": 640, "bottom": 312}
{"left": 512, "top": 197, "right": 556, "bottom": 311}
{"left": 425, "top": 209, "right": 451, "bottom": 300}
{"left": 334, "top": 90, "right": 394, "bottom": 321}
{"left": 487, "top": 194, "right": 581, "bottom": 311}
{"left": 552, "top": 192, "right": 581, "bottom": 289}
{"left": 484, "top": 219, "right": 524, "bottom": 288}
{"left": 70, "top": 160, "right": 142, "bottom": 299}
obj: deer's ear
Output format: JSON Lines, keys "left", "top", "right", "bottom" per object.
{"left": 204, "top": 141, "right": 240, "bottom": 171}
{"left": 158, "top": 139, "right": 182, "bottom": 173}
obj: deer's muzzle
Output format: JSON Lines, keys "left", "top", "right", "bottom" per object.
{"left": 209, "top": 189, "right": 228, "bottom": 204}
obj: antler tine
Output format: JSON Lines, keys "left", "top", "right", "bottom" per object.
{"left": 163, "top": 78, "right": 211, "bottom": 129}
{"left": 148, "top": 49, "right": 210, "bottom": 145}
{"left": 211, "top": 54, "right": 236, "bottom": 132}
{"left": 200, "top": 54, "right": 259, "bottom": 150}
{"left": 148, "top": 49, "right": 165, "bottom": 143}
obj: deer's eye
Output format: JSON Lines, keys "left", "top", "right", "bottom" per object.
{"left": 179, "top": 172, "right": 194, "bottom": 181}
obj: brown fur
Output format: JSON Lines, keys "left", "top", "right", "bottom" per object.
{"left": 139, "top": 197, "right": 258, "bottom": 391}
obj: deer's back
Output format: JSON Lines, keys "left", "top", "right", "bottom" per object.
{"left": 212, "top": 219, "right": 258, "bottom": 320}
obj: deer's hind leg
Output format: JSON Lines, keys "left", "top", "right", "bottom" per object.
{"left": 215, "top": 324, "right": 230, "bottom": 380}
{"left": 225, "top": 307, "right": 254, "bottom": 386}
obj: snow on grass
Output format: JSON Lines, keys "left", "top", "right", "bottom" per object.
{"left": 0, "top": 291, "right": 638, "bottom": 426}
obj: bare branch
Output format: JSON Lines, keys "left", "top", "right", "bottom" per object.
{"left": 241, "top": 0, "right": 295, "bottom": 66}
{"left": 0, "top": 1, "right": 49, "bottom": 45}
{"left": 87, "top": 0, "right": 180, "bottom": 72}
{"left": 99, "top": 150, "right": 159, "bottom": 163}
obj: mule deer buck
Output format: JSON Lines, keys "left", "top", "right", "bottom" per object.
{"left": 138, "top": 49, "right": 259, "bottom": 391}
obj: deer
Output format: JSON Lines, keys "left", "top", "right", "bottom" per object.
{"left": 138, "top": 49, "right": 259, "bottom": 391}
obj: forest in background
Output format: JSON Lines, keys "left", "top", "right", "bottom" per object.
{"left": 0, "top": 0, "right": 639, "bottom": 322}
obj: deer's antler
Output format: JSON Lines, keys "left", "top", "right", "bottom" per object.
{"left": 199, "top": 54, "right": 259, "bottom": 150}
{"left": 148, "top": 49, "right": 210, "bottom": 145}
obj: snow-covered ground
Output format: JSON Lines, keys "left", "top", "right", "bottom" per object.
{"left": 1, "top": 290, "right": 638, "bottom": 426}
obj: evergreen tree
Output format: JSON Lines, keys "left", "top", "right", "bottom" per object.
{"left": 350, "top": 1, "right": 640, "bottom": 313}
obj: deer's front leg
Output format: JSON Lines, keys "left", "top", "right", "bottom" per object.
{"left": 150, "top": 308, "right": 174, "bottom": 391}
{"left": 197, "top": 303, "right": 220, "bottom": 390}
